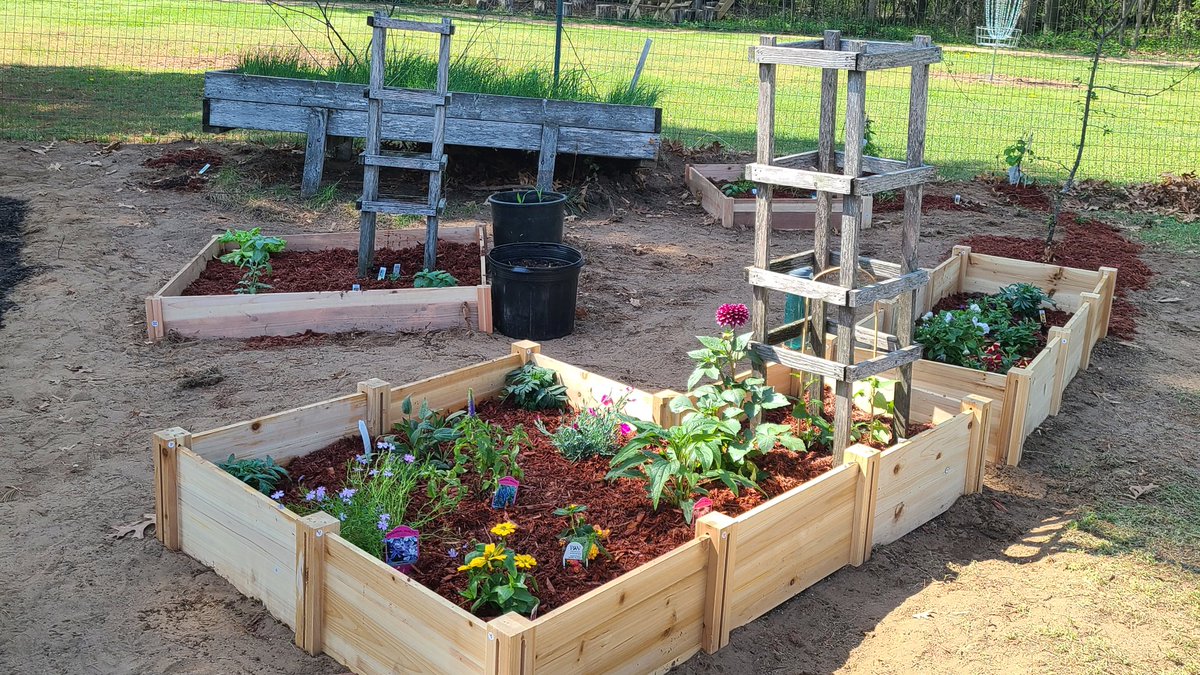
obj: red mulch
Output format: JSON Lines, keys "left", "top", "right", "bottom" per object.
{"left": 183, "top": 242, "right": 481, "bottom": 295}
{"left": 873, "top": 193, "right": 985, "bottom": 214}
{"left": 957, "top": 213, "right": 1152, "bottom": 340}
{"left": 987, "top": 179, "right": 1052, "bottom": 211}
{"left": 143, "top": 148, "right": 224, "bottom": 172}
{"left": 275, "top": 394, "right": 931, "bottom": 616}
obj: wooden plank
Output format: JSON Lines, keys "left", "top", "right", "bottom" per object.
{"left": 960, "top": 251, "right": 1104, "bottom": 312}
{"left": 844, "top": 344, "right": 923, "bottom": 381}
{"left": 356, "top": 378, "right": 391, "bottom": 436}
{"left": 749, "top": 44, "right": 859, "bottom": 69}
{"left": 1098, "top": 267, "right": 1118, "bottom": 339}
{"left": 369, "top": 14, "right": 456, "bottom": 33}
{"left": 159, "top": 286, "right": 481, "bottom": 339}
{"left": 694, "top": 513, "right": 735, "bottom": 653}
{"left": 856, "top": 45, "right": 943, "bottom": 70}
{"left": 532, "top": 353, "right": 659, "bottom": 422}
{"left": 1048, "top": 326, "right": 1071, "bottom": 416}
{"left": 155, "top": 235, "right": 222, "bottom": 297}
{"left": 853, "top": 164, "right": 937, "bottom": 195}
{"left": 872, "top": 411, "right": 972, "bottom": 546}
{"left": 767, "top": 250, "right": 817, "bottom": 273}
{"left": 301, "top": 107, "right": 329, "bottom": 199}
{"left": 751, "top": 35, "right": 777, "bottom": 378}
{"left": 391, "top": 353, "right": 524, "bottom": 419}
{"left": 273, "top": 227, "right": 478, "bottom": 253}
{"left": 176, "top": 448, "right": 301, "bottom": 625}
{"left": 751, "top": 342, "right": 847, "bottom": 380}
{"left": 1019, "top": 337, "right": 1059, "bottom": 438}
{"left": 368, "top": 87, "right": 452, "bottom": 107}
{"left": 848, "top": 268, "right": 930, "bottom": 306}
{"left": 1062, "top": 302, "right": 1091, "bottom": 384}
{"left": 322, "top": 534, "right": 489, "bottom": 675}
{"left": 1079, "top": 291, "right": 1102, "bottom": 368}
{"left": 727, "top": 464, "right": 857, "bottom": 627}
{"left": 153, "top": 427, "right": 190, "bottom": 551}
{"left": 360, "top": 149, "right": 444, "bottom": 171}
{"left": 190, "top": 392, "right": 367, "bottom": 463}
{"left": 961, "top": 395, "right": 993, "bottom": 493}
{"left": 486, "top": 614, "right": 535, "bottom": 675}
{"left": 145, "top": 296, "right": 164, "bottom": 342}
{"left": 206, "top": 99, "right": 660, "bottom": 161}
{"left": 531, "top": 538, "right": 708, "bottom": 674}
{"left": 476, "top": 285, "right": 494, "bottom": 334}
{"left": 536, "top": 123, "right": 560, "bottom": 192}
{"left": 845, "top": 445, "right": 881, "bottom": 565}
{"left": 745, "top": 162, "right": 854, "bottom": 195}
{"left": 922, "top": 254, "right": 962, "bottom": 312}
{"left": 295, "top": 512, "right": 340, "bottom": 655}
{"left": 829, "top": 251, "right": 904, "bottom": 278}
{"left": 1002, "top": 368, "right": 1031, "bottom": 466}
{"left": 746, "top": 266, "right": 850, "bottom": 305}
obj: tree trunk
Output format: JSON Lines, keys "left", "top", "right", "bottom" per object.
{"left": 866, "top": 0, "right": 880, "bottom": 21}
{"left": 1043, "top": 0, "right": 1059, "bottom": 33}
{"left": 1133, "top": 0, "right": 1146, "bottom": 48}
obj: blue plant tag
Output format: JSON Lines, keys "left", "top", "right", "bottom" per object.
{"left": 491, "top": 476, "right": 519, "bottom": 509}
{"left": 384, "top": 525, "right": 419, "bottom": 572}
{"left": 377, "top": 267, "right": 387, "bottom": 281}
{"left": 358, "top": 420, "right": 371, "bottom": 458}
{"left": 392, "top": 263, "right": 402, "bottom": 277}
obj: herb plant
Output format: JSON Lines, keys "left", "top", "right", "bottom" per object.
{"left": 720, "top": 180, "right": 756, "bottom": 197}
{"left": 915, "top": 309, "right": 990, "bottom": 368}
{"left": 381, "top": 397, "right": 464, "bottom": 466}
{"left": 502, "top": 364, "right": 568, "bottom": 411}
{"left": 458, "top": 522, "right": 539, "bottom": 617}
{"left": 536, "top": 392, "right": 632, "bottom": 460}
{"left": 218, "top": 454, "right": 287, "bottom": 494}
{"left": 554, "top": 504, "right": 610, "bottom": 563}
{"left": 413, "top": 269, "right": 459, "bottom": 288}
{"left": 996, "top": 283, "right": 1056, "bottom": 320}
{"left": 851, "top": 377, "right": 895, "bottom": 446}
{"left": 217, "top": 228, "right": 286, "bottom": 295}
{"left": 452, "top": 416, "right": 526, "bottom": 495}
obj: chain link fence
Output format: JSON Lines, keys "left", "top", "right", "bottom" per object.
{"left": 1, "top": 0, "right": 1197, "bottom": 181}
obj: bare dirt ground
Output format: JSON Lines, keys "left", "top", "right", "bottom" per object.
{"left": 1, "top": 140, "right": 1197, "bottom": 674}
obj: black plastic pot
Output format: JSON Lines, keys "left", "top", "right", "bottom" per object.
{"left": 487, "top": 242, "right": 584, "bottom": 340}
{"left": 488, "top": 190, "right": 567, "bottom": 246}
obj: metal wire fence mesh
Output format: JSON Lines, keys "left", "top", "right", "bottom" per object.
{"left": 1, "top": 0, "right": 1197, "bottom": 182}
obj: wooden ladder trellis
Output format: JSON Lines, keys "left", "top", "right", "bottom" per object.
{"left": 747, "top": 31, "right": 943, "bottom": 462}
{"left": 356, "top": 13, "right": 454, "bottom": 277}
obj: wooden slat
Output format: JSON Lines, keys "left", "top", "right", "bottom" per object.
{"left": 745, "top": 162, "right": 854, "bottom": 194}
{"left": 531, "top": 538, "right": 708, "bottom": 674}
{"left": 749, "top": 44, "right": 859, "bottom": 69}
{"left": 295, "top": 512, "right": 340, "bottom": 655}
{"left": 536, "top": 123, "right": 560, "bottom": 192}
{"left": 853, "top": 164, "right": 937, "bottom": 195}
{"left": 1018, "top": 337, "right": 1059, "bottom": 439}
{"left": 767, "top": 250, "right": 817, "bottom": 273}
{"left": 848, "top": 269, "right": 930, "bottom": 306}
{"left": 532, "top": 353, "right": 659, "bottom": 422}
{"left": 746, "top": 266, "right": 850, "bottom": 305}
{"left": 390, "top": 353, "right": 523, "bottom": 419}
{"left": 190, "top": 392, "right": 367, "bottom": 463}
{"left": 301, "top": 107, "right": 329, "bottom": 199}
{"left": 872, "top": 411, "right": 972, "bottom": 546}
{"left": 751, "top": 342, "right": 847, "bottom": 380}
{"left": 694, "top": 513, "right": 735, "bottom": 653}
{"left": 360, "top": 198, "right": 442, "bottom": 216}
{"left": 844, "top": 344, "right": 923, "bottom": 381}
{"left": 1061, "top": 303, "right": 1091, "bottom": 385}
{"left": 155, "top": 234, "right": 222, "bottom": 297}
{"left": 1048, "top": 326, "right": 1071, "bottom": 416}
{"left": 279, "top": 227, "right": 478, "bottom": 252}
{"left": 360, "top": 150, "right": 444, "bottom": 171}
{"left": 829, "top": 250, "right": 904, "bottom": 278}
{"left": 856, "top": 46, "right": 943, "bottom": 70}
{"left": 153, "top": 427, "right": 189, "bottom": 551}
{"left": 750, "top": 35, "right": 777, "bottom": 376}
{"left": 322, "top": 534, "right": 489, "bottom": 675}
{"left": 845, "top": 445, "right": 881, "bottom": 565}
{"left": 368, "top": 87, "right": 451, "bottom": 107}
{"left": 368, "top": 14, "right": 455, "bottom": 33}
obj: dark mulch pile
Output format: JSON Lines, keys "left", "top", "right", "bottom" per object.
{"left": 276, "top": 391, "right": 930, "bottom": 615}
{"left": 0, "top": 197, "right": 35, "bottom": 328}
{"left": 987, "top": 178, "right": 1053, "bottom": 211}
{"left": 873, "top": 193, "right": 985, "bottom": 214}
{"left": 957, "top": 214, "right": 1152, "bottom": 340}
{"left": 143, "top": 148, "right": 224, "bottom": 192}
{"left": 183, "top": 242, "right": 481, "bottom": 295}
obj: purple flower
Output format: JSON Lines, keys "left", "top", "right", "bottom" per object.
{"left": 369, "top": 469, "right": 379, "bottom": 478}
{"left": 270, "top": 490, "right": 284, "bottom": 501}
{"left": 715, "top": 303, "right": 749, "bottom": 328}
{"left": 339, "top": 513, "right": 346, "bottom": 522}
{"left": 600, "top": 394, "right": 613, "bottom": 406}
{"left": 467, "top": 388, "right": 476, "bottom": 418}
{"left": 314, "top": 486, "right": 327, "bottom": 501}
{"left": 383, "top": 469, "right": 394, "bottom": 478}
{"left": 619, "top": 423, "right": 633, "bottom": 434}
{"left": 339, "top": 487, "right": 357, "bottom": 504}
{"left": 355, "top": 454, "right": 369, "bottom": 465}
{"left": 448, "top": 548, "right": 459, "bottom": 559}
{"left": 377, "top": 513, "right": 391, "bottom": 531}
{"left": 403, "top": 454, "right": 416, "bottom": 464}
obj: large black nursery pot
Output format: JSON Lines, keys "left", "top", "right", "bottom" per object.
{"left": 487, "top": 189, "right": 567, "bottom": 246}
{"left": 487, "top": 242, "right": 584, "bottom": 340}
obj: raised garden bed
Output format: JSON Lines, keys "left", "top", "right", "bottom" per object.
{"left": 203, "top": 70, "right": 662, "bottom": 196}
{"left": 154, "top": 341, "right": 991, "bottom": 673}
{"left": 854, "top": 246, "right": 1116, "bottom": 465}
{"left": 144, "top": 226, "right": 491, "bottom": 341}
{"left": 686, "top": 163, "right": 843, "bottom": 230}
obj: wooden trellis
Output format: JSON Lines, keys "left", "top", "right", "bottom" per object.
{"left": 747, "top": 30, "right": 943, "bottom": 461}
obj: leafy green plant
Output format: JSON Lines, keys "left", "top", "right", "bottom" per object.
{"left": 235, "top": 262, "right": 272, "bottom": 295}
{"left": 452, "top": 416, "right": 526, "bottom": 495}
{"left": 608, "top": 417, "right": 758, "bottom": 524}
{"left": 719, "top": 179, "right": 756, "bottom": 197}
{"left": 380, "top": 397, "right": 464, "bottom": 466}
{"left": 789, "top": 398, "right": 834, "bottom": 449}
{"left": 1002, "top": 134, "right": 1035, "bottom": 185}
{"left": 458, "top": 522, "right": 539, "bottom": 617}
{"left": 915, "top": 309, "right": 990, "bottom": 368}
{"left": 862, "top": 117, "right": 881, "bottom": 157}
{"left": 996, "top": 283, "right": 1056, "bottom": 320}
{"left": 851, "top": 377, "right": 895, "bottom": 446}
{"left": 536, "top": 392, "right": 632, "bottom": 460}
{"left": 554, "top": 504, "right": 610, "bottom": 563}
{"left": 218, "top": 454, "right": 287, "bottom": 494}
{"left": 413, "top": 269, "right": 458, "bottom": 288}
{"left": 217, "top": 227, "right": 286, "bottom": 268}
{"left": 502, "top": 364, "right": 568, "bottom": 411}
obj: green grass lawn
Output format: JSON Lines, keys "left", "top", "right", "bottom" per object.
{"left": 1, "top": 0, "right": 1197, "bottom": 181}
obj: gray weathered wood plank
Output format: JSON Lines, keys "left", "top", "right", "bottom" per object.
{"left": 751, "top": 35, "right": 777, "bottom": 376}
{"left": 853, "top": 165, "right": 937, "bottom": 195}
{"left": 745, "top": 162, "right": 854, "bottom": 194}
{"left": 848, "top": 269, "right": 930, "bottom": 306}
{"left": 301, "top": 108, "right": 329, "bottom": 199}
{"left": 368, "top": 14, "right": 455, "bottom": 33}
{"left": 808, "top": 29, "right": 842, "bottom": 404}
{"left": 749, "top": 44, "right": 859, "bottom": 69}
{"left": 844, "top": 344, "right": 923, "bottom": 380}
{"left": 536, "top": 124, "right": 560, "bottom": 192}
{"left": 856, "top": 46, "right": 942, "bottom": 71}
{"left": 751, "top": 343, "right": 847, "bottom": 380}
{"left": 746, "top": 267, "right": 851, "bottom": 305}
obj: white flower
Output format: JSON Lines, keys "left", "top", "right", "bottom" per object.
{"left": 969, "top": 303, "right": 981, "bottom": 313}
{"left": 977, "top": 322, "right": 990, "bottom": 334}
{"left": 943, "top": 313, "right": 953, "bottom": 324}
{"left": 922, "top": 311, "right": 933, "bottom": 321}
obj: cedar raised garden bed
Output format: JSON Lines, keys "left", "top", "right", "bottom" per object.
{"left": 685, "top": 163, "right": 844, "bottom": 231}
{"left": 144, "top": 226, "right": 492, "bottom": 341}
{"left": 153, "top": 341, "right": 991, "bottom": 673}
{"left": 854, "top": 246, "right": 1116, "bottom": 465}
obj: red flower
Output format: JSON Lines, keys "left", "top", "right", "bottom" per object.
{"left": 715, "top": 303, "right": 749, "bottom": 328}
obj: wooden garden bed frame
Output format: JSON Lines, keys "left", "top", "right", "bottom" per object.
{"left": 144, "top": 226, "right": 492, "bottom": 341}
{"left": 203, "top": 70, "right": 662, "bottom": 196}
{"left": 854, "top": 246, "right": 1117, "bottom": 465}
{"left": 685, "top": 163, "right": 845, "bottom": 230}
{"left": 154, "top": 341, "right": 991, "bottom": 674}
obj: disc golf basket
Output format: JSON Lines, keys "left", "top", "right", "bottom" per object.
{"left": 977, "top": 0, "right": 1024, "bottom": 81}
{"left": 744, "top": 31, "right": 942, "bottom": 462}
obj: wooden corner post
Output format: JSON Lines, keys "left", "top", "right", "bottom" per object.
{"left": 1048, "top": 326, "right": 1071, "bottom": 415}
{"left": 486, "top": 613, "right": 535, "bottom": 675}
{"left": 1098, "top": 267, "right": 1118, "bottom": 340}
{"left": 153, "top": 427, "right": 191, "bottom": 551}
{"left": 357, "top": 378, "right": 392, "bottom": 436}
{"left": 652, "top": 389, "right": 686, "bottom": 428}
{"left": 844, "top": 444, "right": 880, "bottom": 566}
{"left": 695, "top": 511, "right": 737, "bottom": 652}
{"left": 295, "top": 512, "right": 340, "bottom": 655}
{"left": 951, "top": 245, "right": 971, "bottom": 293}
{"left": 511, "top": 340, "right": 541, "bottom": 364}
{"left": 807, "top": 29, "right": 842, "bottom": 404}
{"left": 961, "top": 395, "right": 993, "bottom": 493}
{"left": 890, "top": 34, "right": 932, "bottom": 444}
{"left": 750, "top": 34, "right": 777, "bottom": 383}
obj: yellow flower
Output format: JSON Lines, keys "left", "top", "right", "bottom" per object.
{"left": 597, "top": 527, "right": 611, "bottom": 539}
{"left": 588, "top": 543, "right": 599, "bottom": 560}
{"left": 491, "top": 521, "right": 517, "bottom": 538}
{"left": 482, "top": 542, "right": 499, "bottom": 558}
{"left": 514, "top": 554, "right": 537, "bottom": 570}
{"left": 458, "top": 556, "right": 488, "bottom": 572}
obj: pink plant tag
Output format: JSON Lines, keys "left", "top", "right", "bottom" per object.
{"left": 692, "top": 497, "right": 714, "bottom": 520}
{"left": 384, "top": 525, "right": 419, "bottom": 573}
{"left": 491, "top": 476, "right": 519, "bottom": 509}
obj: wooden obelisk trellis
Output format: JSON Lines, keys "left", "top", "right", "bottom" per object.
{"left": 746, "top": 31, "right": 942, "bottom": 462}
{"left": 356, "top": 13, "right": 454, "bottom": 277}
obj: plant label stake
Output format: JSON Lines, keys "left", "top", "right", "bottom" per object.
{"left": 351, "top": 283, "right": 361, "bottom": 292}
{"left": 358, "top": 419, "right": 371, "bottom": 458}
{"left": 692, "top": 497, "right": 714, "bottom": 521}
{"left": 383, "top": 525, "right": 419, "bottom": 573}
{"left": 562, "top": 540, "right": 585, "bottom": 567}
{"left": 491, "top": 476, "right": 519, "bottom": 509}
{"left": 377, "top": 267, "right": 387, "bottom": 281}
{"left": 392, "top": 263, "right": 402, "bottom": 278}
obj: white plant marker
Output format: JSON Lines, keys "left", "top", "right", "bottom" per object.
{"left": 377, "top": 267, "right": 387, "bottom": 281}
{"left": 392, "top": 263, "right": 402, "bottom": 277}
{"left": 358, "top": 419, "right": 371, "bottom": 457}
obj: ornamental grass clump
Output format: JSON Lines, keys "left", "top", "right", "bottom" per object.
{"left": 458, "top": 522, "right": 539, "bottom": 617}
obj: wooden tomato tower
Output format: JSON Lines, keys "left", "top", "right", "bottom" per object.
{"left": 746, "top": 31, "right": 942, "bottom": 461}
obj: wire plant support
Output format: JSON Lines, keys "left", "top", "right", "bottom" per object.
{"left": 977, "top": 0, "right": 1024, "bottom": 81}
{"left": 746, "top": 30, "right": 942, "bottom": 462}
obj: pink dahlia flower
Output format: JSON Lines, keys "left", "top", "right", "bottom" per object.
{"left": 715, "top": 303, "right": 750, "bottom": 328}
